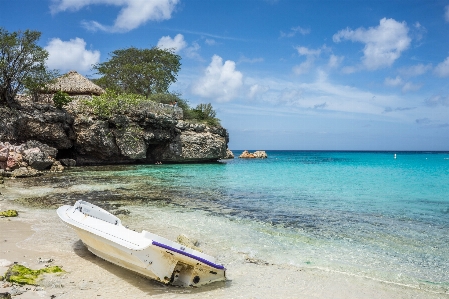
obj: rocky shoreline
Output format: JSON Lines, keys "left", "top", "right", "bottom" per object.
{"left": 0, "top": 141, "right": 69, "bottom": 178}
{"left": 0, "top": 94, "right": 233, "bottom": 176}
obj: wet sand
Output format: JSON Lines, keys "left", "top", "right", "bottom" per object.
{"left": 0, "top": 181, "right": 447, "bottom": 299}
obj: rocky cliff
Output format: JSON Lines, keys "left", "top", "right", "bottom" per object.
{"left": 0, "top": 95, "right": 229, "bottom": 168}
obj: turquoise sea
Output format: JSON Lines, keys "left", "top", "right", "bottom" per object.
{"left": 14, "top": 150, "right": 448, "bottom": 295}
{"left": 122, "top": 151, "right": 449, "bottom": 292}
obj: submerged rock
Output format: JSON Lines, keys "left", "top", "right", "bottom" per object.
{"left": 11, "top": 167, "right": 42, "bottom": 178}
{"left": 0, "top": 292, "right": 12, "bottom": 299}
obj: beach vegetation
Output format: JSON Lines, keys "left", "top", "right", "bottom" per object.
{"left": 0, "top": 209, "right": 18, "bottom": 217}
{"left": 92, "top": 47, "right": 181, "bottom": 97}
{"left": 5, "top": 264, "right": 64, "bottom": 285}
{"left": 52, "top": 91, "right": 72, "bottom": 109}
{"left": 0, "top": 28, "right": 58, "bottom": 107}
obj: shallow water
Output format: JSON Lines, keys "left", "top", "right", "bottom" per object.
{"left": 3, "top": 151, "right": 449, "bottom": 295}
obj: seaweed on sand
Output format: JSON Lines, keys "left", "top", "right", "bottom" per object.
{"left": 4, "top": 264, "right": 64, "bottom": 285}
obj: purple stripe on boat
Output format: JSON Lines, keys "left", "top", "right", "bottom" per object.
{"left": 152, "top": 241, "right": 225, "bottom": 270}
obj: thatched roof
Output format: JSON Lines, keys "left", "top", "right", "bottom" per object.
{"left": 45, "top": 71, "right": 105, "bottom": 96}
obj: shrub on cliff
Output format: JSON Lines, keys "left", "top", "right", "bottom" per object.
{"left": 0, "top": 28, "right": 58, "bottom": 107}
{"left": 187, "top": 103, "right": 221, "bottom": 127}
{"left": 83, "top": 90, "right": 147, "bottom": 117}
{"left": 84, "top": 90, "right": 221, "bottom": 126}
{"left": 52, "top": 91, "right": 72, "bottom": 109}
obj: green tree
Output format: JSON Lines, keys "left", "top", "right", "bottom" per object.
{"left": 0, "top": 28, "right": 58, "bottom": 107}
{"left": 93, "top": 47, "right": 181, "bottom": 97}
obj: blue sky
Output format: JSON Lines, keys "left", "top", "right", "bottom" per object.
{"left": 1, "top": 0, "right": 449, "bottom": 150}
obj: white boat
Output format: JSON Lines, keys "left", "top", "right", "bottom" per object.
{"left": 57, "top": 200, "right": 226, "bottom": 287}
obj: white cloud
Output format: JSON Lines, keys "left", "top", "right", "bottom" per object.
{"left": 45, "top": 37, "right": 100, "bottom": 72}
{"left": 293, "top": 46, "right": 322, "bottom": 75}
{"left": 191, "top": 55, "right": 243, "bottom": 102}
{"left": 333, "top": 18, "right": 411, "bottom": 70}
{"left": 401, "top": 82, "right": 422, "bottom": 93}
{"left": 157, "top": 34, "right": 186, "bottom": 53}
{"left": 385, "top": 76, "right": 403, "bottom": 87}
{"left": 248, "top": 84, "right": 269, "bottom": 99}
{"left": 328, "top": 54, "right": 344, "bottom": 68}
{"left": 293, "top": 59, "right": 314, "bottom": 75}
{"left": 280, "top": 26, "right": 310, "bottom": 38}
{"left": 184, "top": 42, "right": 202, "bottom": 60}
{"left": 296, "top": 46, "right": 321, "bottom": 56}
{"left": 51, "top": 0, "right": 179, "bottom": 32}
{"left": 205, "top": 39, "right": 217, "bottom": 46}
{"left": 398, "top": 63, "right": 432, "bottom": 77}
{"left": 238, "top": 56, "right": 264, "bottom": 64}
{"left": 434, "top": 57, "right": 449, "bottom": 77}
{"left": 385, "top": 76, "right": 422, "bottom": 93}
{"left": 445, "top": 5, "right": 449, "bottom": 22}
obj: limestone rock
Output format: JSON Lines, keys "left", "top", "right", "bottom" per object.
{"left": 11, "top": 167, "right": 42, "bottom": 178}
{"left": 222, "top": 148, "right": 234, "bottom": 159}
{"left": 0, "top": 88, "right": 229, "bottom": 165}
{"left": 253, "top": 151, "right": 268, "bottom": 158}
{"left": 49, "top": 161, "right": 64, "bottom": 172}
{"left": 0, "top": 147, "right": 8, "bottom": 162}
{"left": 60, "top": 159, "right": 76, "bottom": 167}
{"left": 239, "top": 150, "right": 267, "bottom": 159}
{"left": 6, "top": 152, "right": 22, "bottom": 170}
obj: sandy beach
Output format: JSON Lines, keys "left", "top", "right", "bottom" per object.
{"left": 0, "top": 178, "right": 447, "bottom": 299}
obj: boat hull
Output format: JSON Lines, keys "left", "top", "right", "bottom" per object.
{"left": 57, "top": 200, "right": 225, "bottom": 287}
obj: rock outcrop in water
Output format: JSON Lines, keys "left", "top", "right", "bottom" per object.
{"left": 239, "top": 150, "right": 267, "bottom": 159}
{"left": 0, "top": 92, "right": 230, "bottom": 170}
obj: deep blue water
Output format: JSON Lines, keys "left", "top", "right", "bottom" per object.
{"left": 120, "top": 151, "right": 449, "bottom": 291}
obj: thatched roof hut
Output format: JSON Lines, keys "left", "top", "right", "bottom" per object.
{"left": 45, "top": 71, "right": 105, "bottom": 96}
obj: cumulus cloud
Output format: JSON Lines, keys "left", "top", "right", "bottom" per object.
{"left": 328, "top": 54, "right": 344, "bottom": 68}
{"left": 398, "top": 63, "right": 432, "bottom": 77}
{"left": 293, "top": 46, "right": 322, "bottom": 75}
{"left": 51, "top": 0, "right": 179, "bottom": 32}
{"left": 385, "top": 76, "right": 403, "bottom": 87}
{"left": 384, "top": 76, "right": 421, "bottom": 93}
{"left": 280, "top": 26, "right": 310, "bottom": 38}
{"left": 445, "top": 5, "right": 449, "bottom": 22}
{"left": 205, "top": 38, "right": 217, "bottom": 46}
{"left": 401, "top": 82, "right": 422, "bottom": 93}
{"left": 191, "top": 55, "right": 243, "bottom": 102}
{"left": 157, "top": 34, "right": 186, "bottom": 53}
{"left": 157, "top": 34, "right": 201, "bottom": 59}
{"left": 184, "top": 42, "right": 202, "bottom": 60}
{"left": 248, "top": 84, "right": 269, "bottom": 99}
{"left": 333, "top": 18, "right": 411, "bottom": 70}
{"left": 434, "top": 57, "right": 449, "bottom": 77}
{"left": 45, "top": 37, "right": 100, "bottom": 72}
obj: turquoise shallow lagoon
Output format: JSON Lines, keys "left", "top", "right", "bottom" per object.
{"left": 127, "top": 151, "right": 449, "bottom": 291}
{"left": 4, "top": 151, "right": 448, "bottom": 295}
